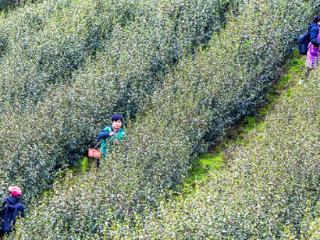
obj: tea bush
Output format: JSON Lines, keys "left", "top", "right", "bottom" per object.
{"left": 0, "top": 0, "right": 16, "bottom": 10}
{"left": 0, "top": 0, "right": 39, "bottom": 11}
{"left": 0, "top": 0, "right": 237, "bottom": 201}
{"left": 0, "top": 0, "right": 24, "bottom": 11}
{"left": 10, "top": 0, "right": 320, "bottom": 239}
{"left": 0, "top": 0, "right": 139, "bottom": 113}
{"left": 300, "top": 212, "right": 320, "bottom": 240}
{"left": 0, "top": 0, "right": 63, "bottom": 60}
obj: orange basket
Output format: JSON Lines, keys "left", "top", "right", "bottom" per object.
{"left": 88, "top": 148, "right": 101, "bottom": 159}
{"left": 88, "top": 141, "right": 101, "bottom": 159}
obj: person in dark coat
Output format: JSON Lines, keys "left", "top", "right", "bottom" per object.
{"left": 306, "top": 15, "right": 320, "bottom": 70}
{"left": 309, "top": 16, "right": 320, "bottom": 46}
{"left": 0, "top": 186, "right": 25, "bottom": 237}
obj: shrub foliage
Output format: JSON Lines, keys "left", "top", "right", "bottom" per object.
{"left": 8, "top": 0, "right": 320, "bottom": 239}
{"left": 0, "top": 0, "right": 237, "bottom": 200}
{"left": 0, "top": 0, "right": 139, "bottom": 112}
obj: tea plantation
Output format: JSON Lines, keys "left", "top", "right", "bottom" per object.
{"left": 0, "top": 0, "right": 319, "bottom": 239}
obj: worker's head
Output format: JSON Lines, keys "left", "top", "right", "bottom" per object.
{"left": 111, "top": 114, "right": 123, "bottom": 130}
{"left": 312, "top": 15, "right": 320, "bottom": 24}
{"left": 8, "top": 186, "right": 22, "bottom": 198}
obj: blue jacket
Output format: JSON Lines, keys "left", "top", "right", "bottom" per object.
{"left": 309, "top": 23, "right": 320, "bottom": 46}
{"left": 0, "top": 196, "right": 25, "bottom": 233}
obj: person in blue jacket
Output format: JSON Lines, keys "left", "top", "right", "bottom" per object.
{"left": 0, "top": 186, "right": 25, "bottom": 237}
{"left": 306, "top": 15, "right": 320, "bottom": 71}
{"left": 309, "top": 16, "right": 320, "bottom": 46}
{"left": 96, "top": 114, "right": 125, "bottom": 160}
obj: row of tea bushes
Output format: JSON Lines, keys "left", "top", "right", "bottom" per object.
{"left": 10, "top": 0, "right": 319, "bottom": 238}
{"left": 125, "top": 67, "right": 320, "bottom": 239}
{"left": 0, "top": 0, "right": 138, "bottom": 113}
{"left": 0, "top": 0, "right": 238, "bottom": 115}
{"left": 0, "top": 0, "right": 64, "bottom": 60}
{"left": 0, "top": 0, "right": 239, "bottom": 201}
{"left": 0, "top": 0, "right": 32, "bottom": 11}
{"left": 0, "top": 0, "right": 16, "bottom": 11}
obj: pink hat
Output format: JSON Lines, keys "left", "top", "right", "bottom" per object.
{"left": 8, "top": 186, "right": 22, "bottom": 198}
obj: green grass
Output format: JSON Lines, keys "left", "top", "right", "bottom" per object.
{"left": 180, "top": 151, "right": 224, "bottom": 196}
{"left": 188, "top": 152, "right": 224, "bottom": 182}
{"left": 80, "top": 157, "right": 89, "bottom": 173}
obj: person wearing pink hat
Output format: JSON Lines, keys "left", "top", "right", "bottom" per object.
{"left": 0, "top": 186, "right": 25, "bottom": 236}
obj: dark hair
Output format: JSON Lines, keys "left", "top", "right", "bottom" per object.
{"left": 111, "top": 113, "right": 123, "bottom": 122}
{"left": 312, "top": 15, "right": 320, "bottom": 23}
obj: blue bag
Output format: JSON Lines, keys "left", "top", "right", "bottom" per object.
{"left": 298, "top": 32, "right": 310, "bottom": 55}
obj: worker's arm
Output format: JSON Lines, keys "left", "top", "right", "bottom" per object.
{"left": 96, "top": 127, "right": 111, "bottom": 141}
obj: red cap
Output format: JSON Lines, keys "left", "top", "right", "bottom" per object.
{"left": 8, "top": 186, "right": 22, "bottom": 198}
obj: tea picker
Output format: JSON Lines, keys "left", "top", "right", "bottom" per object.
{"left": 88, "top": 114, "right": 125, "bottom": 167}
{"left": 0, "top": 186, "right": 25, "bottom": 237}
